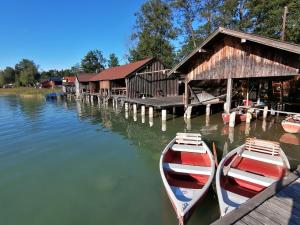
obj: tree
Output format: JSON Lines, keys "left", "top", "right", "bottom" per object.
{"left": 107, "top": 53, "right": 120, "bottom": 67}
{"left": 129, "top": 0, "right": 178, "bottom": 67}
{"left": 1, "top": 67, "right": 15, "bottom": 84}
{"left": 0, "top": 71, "right": 4, "bottom": 87}
{"left": 15, "top": 59, "right": 38, "bottom": 86}
{"left": 247, "top": 0, "right": 300, "bottom": 43}
{"left": 81, "top": 50, "right": 106, "bottom": 73}
{"left": 169, "top": 0, "right": 202, "bottom": 59}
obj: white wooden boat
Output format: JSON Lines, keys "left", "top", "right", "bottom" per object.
{"left": 216, "top": 138, "right": 290, "bottom": 216}
{"left": 160, "top": 133, "right": 215, "bottom": 225}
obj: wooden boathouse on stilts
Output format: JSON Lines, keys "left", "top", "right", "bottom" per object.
{"left": 168, "top": 27, "right": 300, "bottom": 121}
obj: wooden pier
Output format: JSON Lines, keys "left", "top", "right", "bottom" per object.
{"left": 212, "top": 166, "right": 300, "bottom": 225}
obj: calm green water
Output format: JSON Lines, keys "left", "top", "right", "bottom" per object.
{"left": 0, "top": 95, "right": 299, "bottom": 225}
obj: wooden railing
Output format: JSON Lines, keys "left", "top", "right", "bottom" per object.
{"left": 111, "top": 87, "right": 126, "bottom": 96}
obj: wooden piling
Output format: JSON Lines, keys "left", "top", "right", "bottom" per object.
{"left": 263, "top": 106, "right": 268, "bottom": 119}
{"left": 206, "top": 104, "right": 211, "bottom": 116}
{"left": 229, "top": 111, "right": 236, "bottom": 128}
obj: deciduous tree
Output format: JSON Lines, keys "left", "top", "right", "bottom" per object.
{"left": 81, "top": 50, "right": 106, "bottom": 73}
{"left": 108, "top": 53, "right": 120, "bottom": 67}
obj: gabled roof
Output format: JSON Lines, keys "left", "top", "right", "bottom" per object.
{"left": 76, "top": 73, "right": 98, "bottom": 82}
{"left": 90, "top": 58, "right": 153, "bottom": 81}
{"left": 63, "top": 76, "right": 76, "bottom": 83}
{"left": 168, "top": 27, "right": 300, "bottom": 75}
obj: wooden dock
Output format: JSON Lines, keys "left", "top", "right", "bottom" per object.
{"left": 125, "top": 96, "right": 184, "bottom": 109}
{"left": 212, "top": 166, "right": 300, "bottom": 225}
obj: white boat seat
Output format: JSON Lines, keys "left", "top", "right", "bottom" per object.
{"left": 227, "top": 168, "right": 276, "bottom": 187}
{"left": 163, "top": 163, "right": 211, "bottom": 175}
{"left": 172, "top": 144, "right": 206, "bottom": 153}
{"left": 176, "top": 133, "right": 202, "bottom": 145}
{"left": 241, "top": 150, "right": 283, "bottom": 166}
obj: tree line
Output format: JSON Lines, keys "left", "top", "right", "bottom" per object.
{"left": 128, "top": 0, "right": 300, "bottom": 67}
{"left": 0, "top": 51, "right": 120, "bottom": 87}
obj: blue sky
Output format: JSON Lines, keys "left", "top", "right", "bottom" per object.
{"left": 0, "top": 0, "right": 146, "bottom": 70}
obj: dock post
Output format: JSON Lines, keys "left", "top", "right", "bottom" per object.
{"left": 149, "top": 107, "right": 154, "bottom": 118}
{"left": 112, "top": 99, "right": 115, "bottom": 108}
{"left": 246, "top": 112, "right": 252, "bottom": 124}
{"left": 263, "top": 106, "right": 268, "bottom": 119}
{"left": 162, "top": 120, "right": 166, "bottom": 132}
{"left": 149, "top": 116, "right": 153, "bottom": 127}
{"left": 133, "top": 104, "right": 137, "bottom": 121}
{"left": 125, "top": 102, "right": 128, "bottom": 112}
{"left": 206, "top": 104, "right": 211, "bottom": 116}
{"left": 229, "top": 111, "right": 236, "bottom": 128}
{"left": 141, "top": 105, "right": 145, "bottom": 116}
{"left": 90, "top": 96, "right": 94, "bottom": 105}
{"left": 225, "top": 78, "right": 233, "bottom": 114}
{"left": 162, "top": 109, "right": 167, "bottom": 121}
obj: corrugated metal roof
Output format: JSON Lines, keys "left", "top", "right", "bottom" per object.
{"left": 90, "top": 58, "right": 153, "bottom": 81}
{"left": 168, "top": 27, "right": 300, "bottom": 76}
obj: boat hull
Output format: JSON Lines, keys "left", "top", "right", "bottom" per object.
{"left": 160, "top": 135, "right": 215, "bottom": 225}
{"left": 222, "top": 113, "right": 247, "bottom": 124}
{"left": 282, "top": 120, "right": 300, "bottom": 134}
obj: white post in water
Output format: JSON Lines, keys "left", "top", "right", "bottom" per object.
{"left": 229, "top": 111, "right": 236, "bottom": 128}
{"left": 149, "top": 107, "right": 154, "bottom": 118}
{"left": 149, "top": 116, "right": 153, "bottom": 127}
{"left": 141, "top": 105, "right": 145, "bottom": 116}
{"left": 246, "top": 112, "right": 252, "bottom": 124}
{"left": 162, "top": 109, "right": 167, "bottom": 121}
{"left": 225, "top": 78, "right": 233, "bottom": 114}
{"left": 263, "top": 106, "right": 268, "bottom": 119}
{"left": 162, "top": 120, "right": 166, "bottom": 132}
{"left": 133, "top": 104, "right": 137, "bottom": 121}
{"left": 206, "top": 104, "right": 211, "bottom": 116}
{"left": 112, "top": 99, "right": 115, "bottom": 108}
{"left": 125, "top": 102, "right": 128, "bottom": 112}
{"left": 90, "top": 96, "right": 94, "bottom": 105}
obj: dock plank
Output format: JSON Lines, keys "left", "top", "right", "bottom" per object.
{"left": 211, "top": 166, "right": 300, "bottom": 225}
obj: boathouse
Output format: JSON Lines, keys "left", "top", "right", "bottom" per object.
{"left": 87, "top": 57, "right": 178, "bottom": 99}
{"left": 75, "top": 73, "right": 98, "bottom": 98}
{"left": 62, "top": 76, "right": 76, "bottom": 94}
{"left": 169, "top": 27, "right": 300, "bottom": 114}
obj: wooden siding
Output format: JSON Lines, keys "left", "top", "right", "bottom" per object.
{"left": 100, "top": 80, "right": 110, "bottom": 89}
{"left": 127, "top": 60, "right": 178, "bottom": 98}
{"left": 187, "top": 36, "right": 300, "bottom": 81}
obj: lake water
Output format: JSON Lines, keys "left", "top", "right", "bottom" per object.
{"left": 0, "top": 95, "right": 299, "bottom": 225}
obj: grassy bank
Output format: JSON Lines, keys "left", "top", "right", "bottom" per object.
{"left": 0, "top": 87, "right": 62, "bottom": 96}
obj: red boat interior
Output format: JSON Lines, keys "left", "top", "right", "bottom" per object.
{"left": 221, "top": 153, "right": 286, "bottom": 198}
{"left": 164, "top": 148, "right": 211, "bottom": 189}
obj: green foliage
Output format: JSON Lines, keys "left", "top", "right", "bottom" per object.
{"left": 1, "top": 67, "right": 15, "bottom": 84}
{"left": 15, "top": 59, "right": 38, "bottom": 86}
{"left": 0, "top": 72, "right": 4, "bottom": 87}
{"left": 108, "top": 53, "right": 120, "bottom": 68}
{"left": 129, "top": 0, "right": 177, "bottom": 67}
{"left": 81, "top": 50, "right": 106, "bottom": 73}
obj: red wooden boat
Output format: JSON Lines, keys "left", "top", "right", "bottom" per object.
{"left": 216, "top": 138, "right": 290, "bottom": 216}
{"left": 160, "top": 133, "right": 215, "bottom": 225}
{"left": 222, "top": 112, "right": 247, "bottom": 124}
{"left": 281, "top": 115, "right": 300, "bottom": 134}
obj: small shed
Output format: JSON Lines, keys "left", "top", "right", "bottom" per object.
{"left": 169, "top": 27, "right": 300, "bottom": 112}
{"left": 89, "top": 57, "right": 178, "bottom": 99}
{"left": 62, "top": 76, "right": 76, "bottom": 94}
{"left": 75, "top": 73, "right": 98, "bottom": 98}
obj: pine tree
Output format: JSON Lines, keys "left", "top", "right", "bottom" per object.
{"left": 108, "top": 53, "right": 120, "bottom": 67}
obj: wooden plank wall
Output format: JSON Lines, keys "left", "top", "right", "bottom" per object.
{"left": 127, "top": 60, "right": 178, "bottom": 98}
{"left": 187, "top": 36, "right": 300, "bottom": 81}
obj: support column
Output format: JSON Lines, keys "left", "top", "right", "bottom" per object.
{"left": 225, "top": 78, "right": 233, "bottom": 114}
{"left": 206, "top": 104, "right": 211, "bottom": 116}
{"left": 133, "top": 104, "right": 137, "bottom": 122}
{"left": 246, "top": 112, "right": 252, "bottom": 124}
{"left": 184, "top": 79, "right": 189, "bottom": 109}
{"left": 162, "top": 109, "right": 167, "bottom": 121}
{"left": 257, "top": 81, "right": 262, "bottom": 105}
{"left": 125, "top": 102, "right": 129, "bottom": 112}
{"left": 141, "top": 105, "right": 145, "bottom": 116}
{"left": 229, "top": 111, "right": 236, "bottom": 128}
{"left": 263, "top": 106, "right": 268, "bottom": 119}
{"left": 149, "top": 107, "right": 153, "bottom": 118}
{"left": 90, "top": 96, "right": 94, "bottom": 105}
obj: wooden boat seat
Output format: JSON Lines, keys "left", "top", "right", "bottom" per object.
{"left": 176, "top": 132, "right": 202, "bottom": 145}
{"left": 245, "top": 138, "right": 280, "bottom": 155}
{"left": 172, "top": 144, "right": 206, "bottom": 153}
{"left": 241, "top": 150, "right": 284, "bottom": 166}
{"left": 227, "top": 168, "right": 276, "bottom": 187}
{"left": 163, "top": 163, "right": 211, "bottom": 175}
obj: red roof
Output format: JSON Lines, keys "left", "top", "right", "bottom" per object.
{"left": 90, "top": 58, "right": 153, "bottom": 81}
{"left": 77, "top": 73, "right": 98, "bottom": 82}
{"left": 63, "top": 76, "right": 76, "bottom": 83}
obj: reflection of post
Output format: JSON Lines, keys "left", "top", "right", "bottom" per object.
{"left": 262, "top": 119, "right": 267, "bottom": 132}
{"left": 149, "top": 116, "right": 153, "bottom": 127}
{"left": 229, "top": 112, "right": 236, "bottom": 128}
{"left": 133, "top": 104, "right": 137, "bottom": 122}
{"left": 185, "top": 118, "right": 191, "bottom": 131}
{"left": 149, "top": 107, "right": 154, "bottom": 119}
{"left": 206, "top": 115, "right": 210, "bottom": 127}
{"left": 142, "top": 114, "right": 145, "bottom": 124}
{"left": 245, "top": 123, "right": 250, "bottom": 136}
{"left": 76, "top": 101, "right": 82, "bottom": 117}
{"left": 222, "top": 141, "right": 228, "bottom": 159}
{"left": 141, "top": 105, "right": 145, "bottom": 116}
{"left": 229, "top": 127, "right": 234, "bottom": 143}
{"left": 162, "top": 120, "right": 167, "bottom": 132}
{"left": 125, "top": 111, "right": 129, "bottom": 119}
{"left": 246, "top": 112, "right": 252, "bottom": 124}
